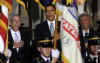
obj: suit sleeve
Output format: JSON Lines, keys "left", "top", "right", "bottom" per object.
{"left": 8, "top": 30, "right": 14, "bottom": 49}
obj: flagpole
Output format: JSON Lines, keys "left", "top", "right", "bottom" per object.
{"left": 53, "top": 10, "right": 59, "bottom": 49}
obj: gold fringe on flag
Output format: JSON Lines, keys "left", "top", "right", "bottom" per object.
{"left": 0, "top": 0, "right": 12, "bottom": 14}
{"left": 67, "top": 0, "right": 73, "bottom": 5}
{"left": 62, "top": 53, "right": 70, "bottom": 63}
{"left": 0, "top": 19, "right": 8, "bottom": 31}
{"left": 35, "top": 0, "right": 45, "bottom": 10}
{"left": 52, "top": 0, "right": 56, "bottom": 5}
{"left": 16, "top": 0, "right": 28, "bottom": 15}
{"left": 35, "top": 0, "right": 56, "bottom": 11}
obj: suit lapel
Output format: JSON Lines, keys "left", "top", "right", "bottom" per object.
{"left": 20, "top": 30, "right": 23, "bottom": 41}
{"left": 45, "top": 21, "right": 61, "bottom": 36}
{"left": 44, "top": 21, "right": 51, "bottom": 36}
{"left": 39, "top": 56, "right": 47, "bottom": 63}
{"left": 8, "top": 30, "right": 14, "bottom": 44}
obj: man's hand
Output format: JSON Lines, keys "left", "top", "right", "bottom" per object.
{"left": 51, "top": 49, "right": 60, "bottom": 63}
{"left": 51, "top": 58, "right": 58, "bottom": 63}
{"left": 53, "top": 33, "right": 60, "bottom": 42}
{"left": 13, "top": 41, "right": 24, "bottom": 48}
{"left": 56, "top": 33, "right": 60, "bottom": 40}
{"left": 19, "top": 40, "right": 24, "bottom": 47}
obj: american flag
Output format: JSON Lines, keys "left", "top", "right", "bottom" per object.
{"left": 0, "top": 0, "right": 12, "bottom": 54}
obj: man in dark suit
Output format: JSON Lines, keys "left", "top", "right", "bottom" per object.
{"left": 32, "top": 37, "right": 60, "bottom": 63}
{"left": 85, "top": 36, "right": 100, "bottom": 63}
{"left": 79, "top": 13, "right": 95, "bottom": 61}
{"left": 8, "top": 15, "right": 32, "bottom": 63}
{"left": 34, "top": 4, "right": 61, "bottom": 52}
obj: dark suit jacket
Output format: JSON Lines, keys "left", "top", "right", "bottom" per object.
{"left": 79, "top": 28, "right": 95, "bottom": 43}
{"left": 79, "top": 27, "right": 95, "bottom": 58}
{"left": 34, "top": 21, "right": 60, "bottom": 39}
{"left": 34, "top": 21, "right": 61, "bottom": 50}
{"left": 8, "top": 29, "right": 25, "bottom": 63}
{"left": 33, "top": 21, "right": 61, "bottom": 58}
{"left": 8, "top": 28, "right": 33, "bottom": 63}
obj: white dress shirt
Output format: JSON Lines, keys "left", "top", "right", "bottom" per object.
{"left": 82, "top": 29, "right": 89, "bottom": 37}
{"left": 90, "top": 54, "right": 98, "bottom": 63}
{"left": 41, "top": 54, "right": 50, "bottom": 62}
{"left": 47, "top": 19, "right": 56, "bottom": 31}
{"left": 10, "top": 29, "right": 21, "bottom": 52}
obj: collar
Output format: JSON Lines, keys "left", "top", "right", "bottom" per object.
{"left": 10, "top": 28, "right": 20, "bottom": 33}
{"left": 41, "top": 54, "right": 50, "bottom": 62}
{"left": 47, "top": 19, "right": 56, "bottom": 30}
{"left": 82, "top": 29, "right": 89, "bottom": 33}
{"left": 47, "top": 19, "right": 55, "bottom": 24}
{"left": 90, "top": 54, "right": 98, "bottom": 60}
{"left": 82, "top": 29, "right": 89, "bottom": 36}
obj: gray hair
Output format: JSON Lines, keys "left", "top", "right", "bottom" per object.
{"left": 79, "top": 13, "right": 93, "bottom": 28}
{"left": 79, "top": 13, "right": 91, "bottom": 22}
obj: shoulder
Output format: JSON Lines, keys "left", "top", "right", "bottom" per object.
{"left": 35, "top": 21, "right": 47, "bottom": 29}
{"left": 37, "top": 21, "right": 47, "bottom": 26}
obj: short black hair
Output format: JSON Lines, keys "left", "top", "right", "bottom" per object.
{"left": 45, "top": 4, "right": 56, "bottom": 11}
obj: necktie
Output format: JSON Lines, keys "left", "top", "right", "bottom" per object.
{"left": 15, "top": 33, "right": 19, "bottom": 42}
{"left": 14, "top": 33, "right": 19, "bottom": 52}
{"left": 50, "top": 23, "right": 54, "bottom": 36}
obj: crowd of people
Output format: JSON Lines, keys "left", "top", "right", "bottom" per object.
{"left": 0, "top": 2, "right": 100, "bottom": 63}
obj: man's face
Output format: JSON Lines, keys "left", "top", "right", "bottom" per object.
{"left": 12, "top": 16, "right": 21, "bottom": 30}
{"left": 40, "top": 47, "right": 51, "bottom": 58}
{"left": 46, "top": 6, "right": 56, "bottom": 21}
{"left": 81, "top": 16, "right": 91, "bottom": 29}
{"left": 90, "top": 45, "right": 99, "bottom": 55}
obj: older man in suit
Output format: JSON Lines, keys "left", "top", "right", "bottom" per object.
{"left": 79, "top": 13, "right": 95, "bottom": 61}
{"left": 8, "top": 15, "right": 25, "bottom": 63}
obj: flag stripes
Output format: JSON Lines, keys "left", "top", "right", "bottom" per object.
{"left": 62, "top": 18, "right": 79, "bottom": 41}
{"left": 0, "top": 0, "right": 12, "bottom": 54}
{"left": 0, "top": 5, "right": 8, "bottom": 51}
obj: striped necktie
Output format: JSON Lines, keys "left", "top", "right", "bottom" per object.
{"left": 50, "top": 23, "right": 54, "bottom": 36}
